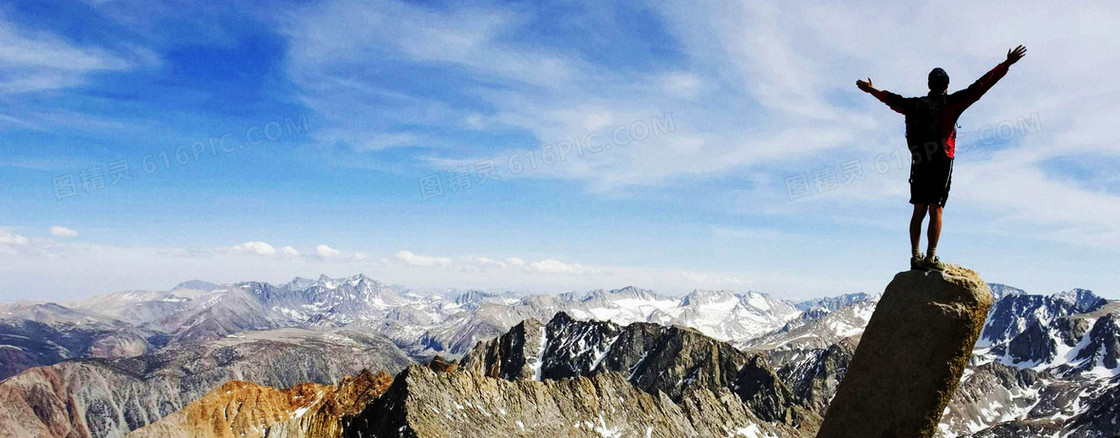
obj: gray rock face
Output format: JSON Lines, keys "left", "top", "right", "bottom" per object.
{"left": 343, "top": 365, "right": 804, "bottom": 438}
{"left": 818, "top": 266, "right": 992, "bottom": 438}
{"left": 1072, "top": 314, "right": 1120, "bottom": 371}
{"left": 1006, "top": 321, "right": 1057, "bottom": 364}
{"left": 768, "top": 341, "right": 855, "bottom": 416}
{"left": 731, "top": 355, "right": 802, "bottom": 424}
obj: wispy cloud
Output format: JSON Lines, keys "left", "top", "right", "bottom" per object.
{"left": 0, "top": 14, "right": 156, "bottom": 94}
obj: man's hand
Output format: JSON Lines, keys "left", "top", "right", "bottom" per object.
{"left": 856, "top": 77, "right": 875, "bottom": 93}
{"left": 1006, "top": 45, "right": 1027, "bottom": 65}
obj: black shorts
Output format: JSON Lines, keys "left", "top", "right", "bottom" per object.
{"left": 909, "top": 156, "right": 954, "bottom": 206}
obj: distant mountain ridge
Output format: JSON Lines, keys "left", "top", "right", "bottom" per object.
{"left": 45, "top": 274, "right": 804, "bottom": 362}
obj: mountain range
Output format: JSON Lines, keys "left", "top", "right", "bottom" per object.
{"left": 0, "top": 274, "right": 1116, "bottom": 437}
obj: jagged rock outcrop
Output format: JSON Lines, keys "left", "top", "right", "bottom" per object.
{"left": 127, "top": 369, "right": 394, "bottom": 438}
{"left": 422, "top": 355, "right": 458, "bottom": 373}
{"left": 343, "top": 365, "right": 802, "bottom": 438}
{"left": 460, "top": 318, "right": 545, "bottom": 380}
{"left": 818, "top": 265, "right": 991, "bottom": 438}
{"left": 731, "top": 355, "right": 801, "bottom": 424}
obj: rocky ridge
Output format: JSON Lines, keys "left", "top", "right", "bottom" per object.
{"left": 0, "top": 328, "right": 411, "bottom": 438}
{"left": 461, "top": 312, "right": 820, "bottom": 428}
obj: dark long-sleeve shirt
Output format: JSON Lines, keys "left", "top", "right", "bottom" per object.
{"left": 869, "top": 61, "right": 1010, "bottom": 158}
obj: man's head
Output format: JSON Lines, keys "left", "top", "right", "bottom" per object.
{"left": 928, "top": 68, "right": 949, "bottom": 93}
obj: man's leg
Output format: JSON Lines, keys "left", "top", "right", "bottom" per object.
{"left": 910, "top": 203, "right": 927, "bottom": 258}
{"left": 926, "top": 204, "right": 943, "bottom": 258}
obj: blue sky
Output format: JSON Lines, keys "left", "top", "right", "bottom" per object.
{"left": 2, "top": 0, "right": 1118, "bottom": 302}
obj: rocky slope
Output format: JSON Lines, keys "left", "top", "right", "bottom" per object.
{"left": 0, "top": 302, "right": 165, "bottom": 380}
{"left": 345, "top": 364, "right": 799, "bottom": 438}
{"left": 0, "top": 328, "right": 411, "bottom": 438}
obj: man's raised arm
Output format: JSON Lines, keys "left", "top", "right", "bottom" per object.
{"left": 857, "top": 78, "right": 909, "bottom": 115}
{"left": 954, "top": 45, "right": 1027, "bottom": 110}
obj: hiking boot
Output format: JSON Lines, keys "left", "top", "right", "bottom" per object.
{"left": 910, "top": 253, "right": 925, "bottom": 270}
{"left": 923, "top": 255, "right": 945, "bottom": 271}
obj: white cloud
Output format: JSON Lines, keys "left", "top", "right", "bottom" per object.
{"left": 394, "top": 250, "right": 450, "bottom": 267}
{"left": 0, "top": 228, "right": 29, "bottom": 246}
{"left": 232, "top": 241, "right": 277, "bottom": 256}
{"left": 316, "top": 244, "right": 341, "bottom": 258}
{"left": 281, "top": 246, "right": 300, "bottom": 256}
{"left": 49, "top": 226, "right": 79, "bottom": 238}
{"left": 528, "top": 258, "right": 589, "bottom": 275}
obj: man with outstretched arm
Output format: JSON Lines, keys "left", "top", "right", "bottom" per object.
{"left": 856, "top": 45, "right": 1026, "bottom": 271}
